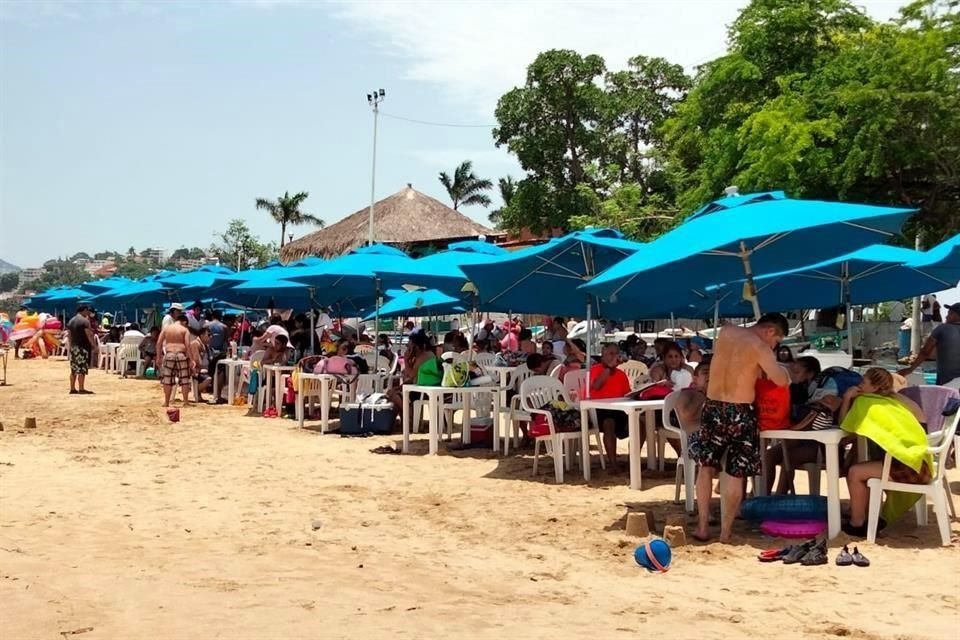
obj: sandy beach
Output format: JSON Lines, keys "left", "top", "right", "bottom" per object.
{"left": 1, "top": 357, "right": 958, "bottom": 639}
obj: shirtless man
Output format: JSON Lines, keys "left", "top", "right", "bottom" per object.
{"left": 156, "top": 315, "right": 196, "bottom": 407}
{"left": 692, "top": 314, "right": 790, "bottom": 543}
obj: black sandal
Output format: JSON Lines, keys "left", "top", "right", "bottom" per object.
{"left": 800, "top": 540, "right": 828, "bottom": 566}
{"left": 782, "top": 539, "right": 817, "bottom": 565}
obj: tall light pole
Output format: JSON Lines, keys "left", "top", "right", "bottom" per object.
{"left": 366, "top": 88, "right": 385, "bottom": 246}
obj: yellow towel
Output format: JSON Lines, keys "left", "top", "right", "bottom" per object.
{"left": 840, "top": 394, "right": 933, "bottom": 522}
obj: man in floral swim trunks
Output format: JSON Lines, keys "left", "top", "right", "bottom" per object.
{"left": 692, "top": 313, "right": 790, "bottom": 543}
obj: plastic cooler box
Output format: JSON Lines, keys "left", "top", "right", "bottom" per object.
{"left": 470, "top": 417, "right": 494, "bottom": 447}
{"left": 339, "top": 403, "right": 396, "bottom": 435}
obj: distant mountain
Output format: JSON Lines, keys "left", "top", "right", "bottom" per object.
{"left": 0, "top": 259, "right": 21, "bottom": 274}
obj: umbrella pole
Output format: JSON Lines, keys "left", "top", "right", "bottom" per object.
{"left": 374, "top": 278, "right": 381, "bottom": 349}
{"left": 670, "top": 312, "right": 676, "bottom": 338}
{"left": 713, "top": 297, "right": 720, "bottom": 335}
{"left": 843, "top": 268, "right": 854, "bottom": 357}
{"left": 585, "top": 300, "right": 592, "bottom": 399}
{"left": 910, "top": 233, "right": 923, "bottom": 357}
{"left": 309, "top": 289, "right": 316, "bottom": 355}
{"left": 739, "top": 241, "right": 762, "bottom": 321}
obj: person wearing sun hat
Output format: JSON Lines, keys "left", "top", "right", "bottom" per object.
{"left": 899, "top": 301, "right": 960, "bottom": 386}
{"left": 162, "top": 302, "right": 184, "bottom": 329}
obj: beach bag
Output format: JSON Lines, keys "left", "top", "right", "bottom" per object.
{"left": 755, "top": 378, "right": 790, "bottom": 431}
{"left": 529, "top": 400, "right": 580, "bottom": 438}
{"left": 442, "top": 361, "right": 471, "bottom": 387}
{"left": 815, "top": 367, "right": 863, "bottom": 398}
{"left": 247, "top": 368, "right": 259, "bottom": 395}
{"left": 634, "top": 382, "right": 673, "bottom": 400}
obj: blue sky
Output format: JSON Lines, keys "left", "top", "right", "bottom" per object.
{"left": 0, "top": 0, "right": 902, "bottom": 268}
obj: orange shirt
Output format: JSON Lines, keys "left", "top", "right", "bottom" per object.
{"left": 589, "top": 363, "right": 631, "bottom": 399}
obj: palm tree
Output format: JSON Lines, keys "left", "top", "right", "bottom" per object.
{"left": 438, "top": 160, "right": 493, "bottom": 210}
{"left": 488, "top": 176, "right": 517, "bottom": 227}
{"left": 255, "top": 191, "right": 324, "bottom": 248}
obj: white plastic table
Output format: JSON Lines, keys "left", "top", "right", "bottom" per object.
{"left": 214, "top": 358, "right": 246, "bottom": 403}
{"left": 401, "top": 384, "right": 501, "bottom": 455}
{"left": 577, "top": 398, "right": 665, "bottom": 490}
{"left": 296, "top": 373, "right": 337, "bottom": 432}
{"left": 262, "top": 364, "right": 296, "bottom": 411}
{"left": 759, "top": 428, "right": 846, "bottom": 539}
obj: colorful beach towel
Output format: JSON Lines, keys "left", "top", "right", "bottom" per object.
{"left": 840, "top": 394, "right": 934, "bottom": 522}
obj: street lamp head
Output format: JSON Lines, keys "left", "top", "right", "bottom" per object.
{"left": 366, "top": 94, "right": 372, "bottom": 103}
{"left": 379, "top": 88, "right": 385, "bottom": 97}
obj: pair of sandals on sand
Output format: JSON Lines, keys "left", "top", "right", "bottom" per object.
{"left": 758, "top": 539, "right": 869, "bottom": 567}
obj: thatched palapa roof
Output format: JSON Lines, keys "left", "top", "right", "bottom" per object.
{"left": 281, "top": 184, "right": 498, "bottom": 260}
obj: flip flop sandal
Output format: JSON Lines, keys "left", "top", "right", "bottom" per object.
{"left": 835, "top": 544, "right": 853, "bottom": 566}
{"left": 851, "top": 547, "right": 870, "bottom": 567}
{"left": 782, "top": 539, "right": 818, "bottom": 565}
{"left": 800, "top": 540, "right": 828, "bottom": 566}
{"left": 758, "top": 545, "right": 795, "bottom": 562}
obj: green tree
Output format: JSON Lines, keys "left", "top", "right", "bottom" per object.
{"left": 94, "top": 251, "right": 117, "bottom": 260}
{"left": 170, "top": 248, "right": 190, "bottom": 261}
{"left": 0, "top": 272, "right": 19, "bottom": 293}
{"left": 438, "top": 160, "right": 493, "bottom": 210}
{"left": 210, "top": 219, "right": 277, "bottom": 270}
{"left": 488, "top": 176, "right": 517, "bottom": 227}
{"left": 494, "top": 49, "right": 607, "bottom": 232}
{"left": 113, "top": 260, "right": 155, "bottom": 280}
{"left": 70, "top": 251, "right": 91, "bottom": 262}
{"left": 601, "top": 55, "right": 690, "bottom": 186}
{"left": 663, "top": 0, "right": 958, "bottom": 244}
{"left": 569, "top": 184, "right": 681, "bottom": 241}
{"left": 21, "top": 260, "right": 87, "bottom": 293}
{"left": 255, "top": 191, "right": 323, "bottom": 248}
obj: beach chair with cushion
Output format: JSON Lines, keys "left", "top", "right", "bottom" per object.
{"left": 520, "top": 376, "right": 605, "bottom": 483}
{"left": 866, "top": 405, "right": 960, "bottom": 546}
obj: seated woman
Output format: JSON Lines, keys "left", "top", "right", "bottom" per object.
{"left": 557, "top": 338, "right": 587, "bottom": 381}
{"left": 839, "top": 367, "right": 928, "bottom": 537}
{"left": 261, "top": 334, "right": 291, "bottom": 366}
{"left": 685, "top": 339, "right": 704, "bottom": 364}
{"left": 385, "top": 331, "right": 442, "bottom": 423}
{"left": 662, "top": 342, "right": 693, "bottom": 390}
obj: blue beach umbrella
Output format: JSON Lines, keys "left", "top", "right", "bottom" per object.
{"left": 362, "top": 288, "right": 465, "bottom": 321}
{"left": 582, "top": 191, "right": 916, "bottom": 319}
{"left": 79, "top": 276, "right": 136, "bottom": 295}
{"left": 460, "top": 229, "right": 645, "bottom": 317}
{"left": 372, "top": 243, "right": 508, "bottom": 296}
{"left": 35, "top": 287, "right": 92, "bottom": 312}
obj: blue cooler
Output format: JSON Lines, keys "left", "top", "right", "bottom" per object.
{"left": 898, "top": 329, "right": 911, "bottom": 357}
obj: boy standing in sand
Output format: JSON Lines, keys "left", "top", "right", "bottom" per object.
{"left": 691, "top": 314, "right": 790, "bottom": 543}
{"left": 156, "top": 315, "right": 196, "bottom": 407}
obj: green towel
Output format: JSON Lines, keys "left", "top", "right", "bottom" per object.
{"left": 840, "top": 394, "right": 933, "bottom": 523}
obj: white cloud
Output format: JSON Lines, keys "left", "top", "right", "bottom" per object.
{"left": 331, "top": 0, "right": 904, "bottom": 117}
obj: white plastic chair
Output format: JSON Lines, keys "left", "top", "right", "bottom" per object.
{"left": 548, "top": 363, "right": 563, "bottom": 379}
{"left": 618, "top": 360, "right": 650, "bottom": 390}
{"left": 473, "top": 352, "right": 496, "bottom": 372}
{"left": 97, "top": 343, "right": 117, "bottom": 371}
{"left": 662, "top": 391, "right": 697, "bottom": 513}
{"left": 866, "top": 407, "right": 959, "bottom": 546}
{"left": 504, "top": 364, "right": 534, "bottom": 455}
{"left": 520, "top": 376, "right": 605, "bottom": 483}
{"left": 116, "top": 342, "right": 145, "bottom": 378}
